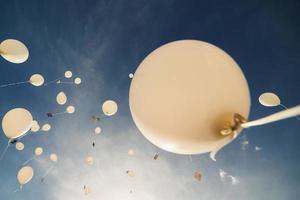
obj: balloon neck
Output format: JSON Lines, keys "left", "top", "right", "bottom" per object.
{"left": 220, "top": 113, "right": 247, "bottom": 138}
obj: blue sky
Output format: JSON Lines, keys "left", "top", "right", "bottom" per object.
{"left": 0, "top": 0, "right": 299, "bottom": 199}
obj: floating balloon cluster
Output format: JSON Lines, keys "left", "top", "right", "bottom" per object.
{"left": 44, "top": 70, "right": 82, "bottom": 86}
{"left": 0, "top": 39, "right": 83, "bottom": 191}
{"left": 1, "top": 38, "right": 299, "bottom": 195}
{"left": 46, "top": 90, "right": 76, "bottom": 118}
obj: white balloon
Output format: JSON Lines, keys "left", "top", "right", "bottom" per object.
{"left": 41, "top": 123, "right": 51, "bottom": 132}
{"left": 17, "top": 166, "right": 34, "bottom": 185}
{"left": 0, "top": 39, "right": 29, "bottom": 64}
{"left": 85, "top": 156, "right": 94, "bottom": 165}
{"left": 64, "top": 70, "right": 73, "bottom": 78}
{"left": 56, "top": 91, "right": 67, "bottom": 105}
{"left": 29, "top": 74, "right": 44, "bottom": 86}
{"left": 128, "top": 149, "right": 135, "bottom": 156}
{"left": 30, "top": 120, "right": 40, "bottom": 132}
{"left": 50, "top": 153, "right": 58, "bottom": 162}
{"left": 84, "top": 185, "right": 92, "bottom": 196}
{"left": 15, "top": 142, "right": 24, "bottom": 151}
{"left": 74, "top": 77, "right": 81, "bottom": 85}
{"left": 259, "top": 92, "right": 281, "bottom": 107}
{"left": 94, "top": 127, "right": 102, "bottom": 135}
{"left": 35, "top": 147, "right": 43, "bottom": 156}
{"left": 129, "top": 40, "right": 250, "bottom": 156}
{"left": 2, "top": 108, "right": 33, "bottom": 139}
{"left": 102, "top": 100, "right": 118, "bottom": 116}
{"left": 66, "top": 105, "right": 75, "bottom": 114}
{"left": 126, "top": 170, "right": 135, "bottom": 177}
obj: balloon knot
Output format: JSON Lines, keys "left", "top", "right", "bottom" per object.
{"left": 220, "top": 113, "right": 247, "bottom": 138}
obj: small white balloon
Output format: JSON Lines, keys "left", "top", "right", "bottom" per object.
{"left": 35, "top": 147, "right": 43, "bottom": 156}
{"left": 17, "top": 166, "right": 34, "bottom": 185}
{"left": 85, "top": 156, "right": 94, "bottom": 165}
{"left": 259, "top": 92, "right": 281, "bottom": 107}
{"left": 94, "top": 127, "right": 102, "bottom": 135}
{"left": 2, "top": 108, "right": 33, "bottom": 139}
{"left": 66, "top": 105, "right": 75, "bottom": 114}
{"left": 0, "top": 39, "right": 29, "bottom": 64}
{"left": 255, "top": 146, "right": 262, "bottom": 151}
{"left": 64, "top": 70, "right": 73, "bottom": 78}
{"left": 16, "top": 142, "right": 25, "bottom": 151}
{"left": 30, "top": 120, "right": 40, "bottom": 132}
{"left": 50, "top": 153, "right": 58, "bottom": 162}
{"left": 56, "top": 91, "right": 67, "bottom": 105}
{"left": 128, "top": 149, "right": 135, "bottom": 156}
{"left": 102, "top": 100, "right": 118, "bottom": 116}
{"left": 29, "top": 74, "right": 44, "bottom": 86}
{"left": 74, "top": 77, "right": 81, "bottom": 85}
{"left": 83, "top": 185, "right": 92, "bottom": 196}
{"left": 126, "top": 170, "right": 135, "bottom": 177}
{"left": 41, "top": 123, "right": 51, "bottom": 132}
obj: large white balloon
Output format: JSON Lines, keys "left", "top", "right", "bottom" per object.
{"left": 56, "top": 91, "right": 67, "bottom": 105}
{"left": 2, "top": 108, "right": 33, "bottom": 139}
{"left": 259, "top": 92, "right": 281, "bottom": 107}
{"left": 129, "top": 40, "right": 250, "bottom": 156}
{"left": 0, "top": 39, "right": 29, "bottom": 64}
{"left": 29, "top": 74, "right": 44, "bottom": 86}
{"left": 16, "top": 142, "right": 25, "bottom": 151}
{"left": 17, "top": 166, "right": 34, "bottom": 185}
{"left": 102, "top": 100, "right": 118, "bottom": 116}
{"left": 35, "top": 147, "right": 43, "bottom": 156}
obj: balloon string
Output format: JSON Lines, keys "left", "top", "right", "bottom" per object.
{"left": 241, "top": 105, "right": 300, "bottom": 128}
{"left": 13, "top": 185, "right": 22, "bottom": 193}
{"left": 99, "top": 114, "right": 108, "bottom": 120}
{"left": 279, "top": 104, "right": 300, "bottom": 120}
{"left": 13, "top": 188, "right": 20, "bottom": 193}
{"left": 0, "top": 141, "right": 11, "bottom": 161}
{"left": 44, "top": 76, "right": 64, "bottom": 86}
{"left": 92, "top": 148, "right": 103, "bottom": 179}
{"left": 52, "top": 111, "right": 67, "bottom": 116}
{"left": 188, "top": 155, "right": 197, "bottom": 171}
{"left": 22, "top": 156, "right": 36, "bottom": 166}
{"left": 59, "top": 81, "right": 74, "bottom": 84}
{"left": 42, "top": 165, "right": 55, "bottom": 179}
{"left": 18, "top": 131, "right": 32, "bottom": 140}
{"left": 0, "top": 81, "right": 29, "bottom": 88}
{"left": 96, "top": 114, "right": 105, "bottom": 119}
